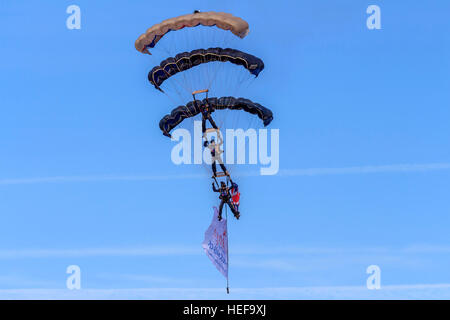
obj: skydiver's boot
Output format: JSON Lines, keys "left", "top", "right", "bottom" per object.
{"left": 203, "top": 132, "right": 209, "bottom": 147}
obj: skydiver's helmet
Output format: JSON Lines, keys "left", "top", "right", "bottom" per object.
{"left": 231, "top": 182, "right": 238, "bottom": 191}
{"left": 210, "top": 137, "right": 215, "bottom": 143}
{"left": 220, "top": 181, "right": 226, "bottom": 188}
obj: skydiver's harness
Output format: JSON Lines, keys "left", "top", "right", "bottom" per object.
{"left": 201, "top": 104, "right": 211, "bottom": 118}
{"left": 219, "top": 187, "right": 229, "bottom": 199}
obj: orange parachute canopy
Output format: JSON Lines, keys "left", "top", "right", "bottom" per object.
{"left": 135, "top": 11, "right": 249, "bottom": 54}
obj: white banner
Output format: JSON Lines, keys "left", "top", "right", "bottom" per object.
{"left": 202, "top": 206, "right": 228, "bottom": 279}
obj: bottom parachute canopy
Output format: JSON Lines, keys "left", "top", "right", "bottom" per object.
{"left": 159, "top": 97, "right": 273, "bottom": 137}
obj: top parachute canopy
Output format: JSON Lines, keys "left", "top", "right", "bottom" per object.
{"left": 135, "top": 11, "right": 250, "bottom": 54}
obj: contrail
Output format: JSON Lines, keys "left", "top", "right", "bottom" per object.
{"left": 1, "top": 244, "right": 448, "bottom": 259}
{"left": 0, "top": 173, "right": 204, "bottom": 185}
{"left": 277, "top": 163, "right": 450, "bottom": 176}
{"left": 0, "top": 246, "right": 202, "bottom": 259}
{"left": 2, "top": 284, "right": 450, "bottom": 299}
{"left": 1, "top": 163, "right": 449, "bottom": 185}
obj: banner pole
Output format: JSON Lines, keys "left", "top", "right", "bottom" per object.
{"left": 226, "top": 205, "right": 230, "bottom": 294}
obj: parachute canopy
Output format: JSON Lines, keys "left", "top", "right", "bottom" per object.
{"left": 159, "top": 97, "right": 273, "bottom": 137}
{"left": 135, "top": 11, "right": 250, "bottom": 54}
{"left": 148, "top": 48, "right": 264, "bottom": 91}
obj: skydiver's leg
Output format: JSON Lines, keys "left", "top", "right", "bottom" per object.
{"left": 218, "top": 200, "right": 225, "bottom": 221}
{"left": 212, "top": 161, "right": 217, "bottom": 177}
{"left": 219, "top": 162, "right": 228, "bottom": 175}
{"left": 226, "top": 198, "right": 240, "bottom": 219}
{"left": 202, "top": 117, "right": 207, "bottom": 134}
{"left": 207, "top": 115, "right": 218, "bottom": 129}
{"left": 217, "top": 157, "right": 228, "bottom": 175}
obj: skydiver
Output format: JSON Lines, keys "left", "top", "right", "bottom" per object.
{"left": 198, "top": 99, "right": 218, "bottom": 138}
{"left": 205, "top": 136, "right": 229, "bottom": 177}
{"left": 212, "top": 181, "right": 240, "bottom": 221}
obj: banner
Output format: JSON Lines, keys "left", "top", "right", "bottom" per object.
{"left": 202, "top": 206, "right": 228, "bottom": 279}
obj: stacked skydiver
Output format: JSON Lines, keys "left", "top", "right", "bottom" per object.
{"left": 204, "top": 136, "right": 228, "bottom": 178}
{"left": 194, "top": 91, "right": 241, "bottom": 221}
{"left": 212, "top": 181, "right": 240, "bottom": 221}
{"left": 192, "top": 90, "right": 229, "bottom": 179}
{"left": 208, "top": 140, "right": 240, "bottom": 220}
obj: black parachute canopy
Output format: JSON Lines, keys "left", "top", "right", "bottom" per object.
{"left": 159, "top": 97, "right": 273, "bottom": 138}
{"left": 148, "top": 48, "right": 265, "bottom": 91}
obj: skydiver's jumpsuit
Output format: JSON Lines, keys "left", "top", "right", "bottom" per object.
{"left": 200, "top": 102, "right": 218, "bottom": 135}
{"left": 212, "top": 184, "right": 240, "bottom": 220}
{"left": 209, "top": 141, "right": 227, "bottom": 177}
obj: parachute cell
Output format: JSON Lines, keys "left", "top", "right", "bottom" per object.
{"left": 148, "top": 48, "right": 264, "bottom": 91}
{"left": 135, "top": 11, "right": 249, "bottom": 54}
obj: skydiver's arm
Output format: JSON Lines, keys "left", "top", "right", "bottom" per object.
{"left": 212, "top": 183, "right": 219, "bottom": 192}
{"left": 216, "top": 133, "right": 223, "bottom": 145}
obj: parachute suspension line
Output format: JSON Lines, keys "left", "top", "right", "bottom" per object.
{"left": 243, "top": 75, "right": 257, "bottom": 92}
{"left": 204, "top": 62, "right": 211, "bottom": 91}
{"left": 234, "top": 68, "right": 250, "bottom": 94}
{"left": 162, "top": 90, "right": 180, "bottom": 108}
{"left": 164, "top": 76, "right": 188, "bottom": 105}
{"left": 181, "top": 67, "right": 193, "bottom": 95}
{"left": 179, "top": 55, "right": 192, "bottom": 95}
{"left": 158, "top": 64, "right": 186, "bottom": 106}
{"left": 231, "top": 66, "right": 246, "bottom": 96}
{"left": 161, "top": 68, "right": 186, "bottom": 98}
{"left": 207, "top": 61, "right": 226, "bottom": 92}
{"left": 206, "top": 54, "right": 221, "bottom": 91}
{"left": 154, "top": 57, "right": 192, "bottom": 100}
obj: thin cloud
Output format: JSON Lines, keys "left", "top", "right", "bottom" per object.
{"left": 1, "top": 284, "right": 450, "bottom": 299}
{"left": 97, "top": 273, "right": 195, "bottom": 286}
{"left": 232, "top": 258, "right": 298, "bottom": 271}
{"left": 278, "top": 163, "right": 450, "bottom": 177}
{"left": 0, "top": 174, "right": 204, "bottom": 185}
{"left": 0, "top": 246, "right": 201, "bottom": 259}
{"left": 0, "top": 244, "right": 448, "bottom": 260}
{"left": 1, "top": 162, "right": 449, "bottom": 185}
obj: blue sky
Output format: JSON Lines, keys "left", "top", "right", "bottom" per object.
{"left": 0, "top": 0, "right": 450, "bottom": 299}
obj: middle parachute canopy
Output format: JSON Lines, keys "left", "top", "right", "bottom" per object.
{"left": 148, "top": 48, "right": 265, "bottom": 91}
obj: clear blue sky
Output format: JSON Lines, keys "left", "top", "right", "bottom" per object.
{"left": 1, "top": 0, "right": 450, "bottom": 299}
